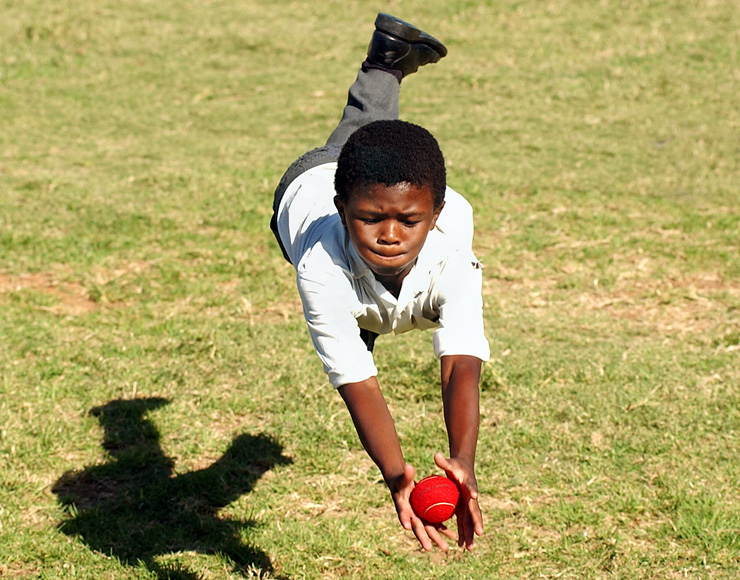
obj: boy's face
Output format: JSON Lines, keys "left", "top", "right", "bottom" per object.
{"left": 334, "top": 182, "right": 444, "bottom": 289}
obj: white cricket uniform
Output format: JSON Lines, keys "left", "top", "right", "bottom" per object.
{"left": 275, "top": 162, "right": 490, "bottom": 388}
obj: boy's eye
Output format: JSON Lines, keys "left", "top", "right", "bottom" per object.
{"left": 357, "top": 216, "right": 421, "bottom": 226}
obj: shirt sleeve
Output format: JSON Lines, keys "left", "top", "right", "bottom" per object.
{"left": 432, "top": 250, "right": 491, "bottom": 362}
{"left": 296, "top": 252, "right": 378, "bottom": 388}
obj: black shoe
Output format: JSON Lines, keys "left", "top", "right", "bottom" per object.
{"left": 366, "top": 13, "right": 447, "bottom": 77}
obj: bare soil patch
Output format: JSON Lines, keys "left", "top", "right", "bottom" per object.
{"left": 0, "top": 271, "right": 97, "bottom": 316}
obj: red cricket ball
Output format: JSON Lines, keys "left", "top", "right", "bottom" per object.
{"left": 410, "top": 475, "right": 460, "bottom": 524}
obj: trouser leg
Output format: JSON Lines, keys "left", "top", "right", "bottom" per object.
{"left": 270, "top": 68, "right": 400, "bottom": 262}
{"left": 324, "top": 66, "right": 400, "bottom": 148}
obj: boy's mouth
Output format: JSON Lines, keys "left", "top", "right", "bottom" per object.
{"left": 371, "top": 250, "right": 405, "bottom": 259}
{"left": 365, "top": 251, "right": 416, "bottom": 279}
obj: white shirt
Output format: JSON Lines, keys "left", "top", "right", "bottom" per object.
{"left": 276, "top": 162, "right": 490, "bottom": 388}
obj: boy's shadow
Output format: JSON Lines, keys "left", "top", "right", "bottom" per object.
{"left": 52, "top": 398, "right": 292, "bottom": 579}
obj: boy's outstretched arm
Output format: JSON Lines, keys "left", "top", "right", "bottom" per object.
{"left": 438, "top": 354, "right": 485, "bottom": 550}
{"left": 338, "top": 377, "right": 456, "bottom": 551}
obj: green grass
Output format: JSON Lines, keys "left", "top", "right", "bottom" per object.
{"left": 2, "top": 0, "right": 739, "bottom": 578}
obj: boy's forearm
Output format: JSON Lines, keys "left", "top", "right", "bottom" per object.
{"left": 338, "top": 377, "right": 406, "bottom": 484}
{"left": 440, "top": 355, "right": 482, "bottom": 464}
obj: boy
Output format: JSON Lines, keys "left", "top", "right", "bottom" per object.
{"left": 270, "top": 13, "right": 489, "bottom": 551}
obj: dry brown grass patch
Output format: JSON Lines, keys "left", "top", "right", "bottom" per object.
{"left": 485, "top": 270, "right": 739, "bottom": 339}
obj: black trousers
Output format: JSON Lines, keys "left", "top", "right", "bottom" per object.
{"left": 270, "top": 68, "right": 401, "bottom": 263}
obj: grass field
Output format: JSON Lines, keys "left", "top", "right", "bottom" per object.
{"left": 2, "top": 0, "right": 739, "bottom": 578}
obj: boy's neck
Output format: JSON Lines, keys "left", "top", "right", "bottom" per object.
{"left": 373, "top": 262, "right": 416, "bottom": 298}
{"left": 376, "top": 275, "right": 403, "bottom": 298}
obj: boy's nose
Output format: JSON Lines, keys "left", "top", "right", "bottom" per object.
{"left": 378, "top": 222, "right": 400, "bottom": 244}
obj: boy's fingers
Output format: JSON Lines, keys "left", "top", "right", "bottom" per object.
{"left": 433, "top": 452, "right": 483, "bottom": 549}
{"left": 407, "top": 508, "right": 456, "bottom": 552}
{"left": 399, "top": 510, "right": 413, "bottom": 531}
{"left": 465, "top": 495, "right": 484, "bottom": 535}
{"left": 460, "top": 513, "right": 479, "bottom": 550}
{"left": 424, "top": 523, "right": 450, "bottom": 552}
{"left": 456, "top": 504, "right": 471, "bottom": 548}
{"left": 468, "top": 504, "right": 485, "bottom": 549}
{"left": 452, "top": 490, "right": 483, "bottom": 550}
{"left": 434, "top": 453, "right": 476, "bottom": 488}
{"left": 458, "top": 517, "right": 470, "bottom": 548}
{"left": 438, "top": 524, "right": 457, "bottom": 541}
{"left": 467, "top": 493, "right": 483, "bottom": 522}
{"left": 433, "top": 452, "right": 450, "bottom": 471}
{"left": 403, "top": 462, "right": 416, "bottom": 487}
{"left": 411, "top": 517, "right": 434, "bottom": 551}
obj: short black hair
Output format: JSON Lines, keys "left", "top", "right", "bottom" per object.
{"left": 334, "top": 120, "right": 446, "bottom": 208}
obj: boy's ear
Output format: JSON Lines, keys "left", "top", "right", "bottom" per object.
{"left": 334, "top": 195, "right": 348, "bottom": 227}
{"left": 429, "top": 200, "right": 445, "bottom": 230}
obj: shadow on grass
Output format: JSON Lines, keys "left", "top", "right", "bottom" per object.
{"left": 53, "top": 397, "right": 292, "bottom": 579}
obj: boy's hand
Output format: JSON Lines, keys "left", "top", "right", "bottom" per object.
{"left": 434, "top": 452, "right": 484, "bottom": 550}
{"left": 387, "top": 463, "right": 457, "bottom": 552}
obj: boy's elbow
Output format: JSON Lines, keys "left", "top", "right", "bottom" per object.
{"left": 440, "top": 354, "right": 482, "bottom": 390}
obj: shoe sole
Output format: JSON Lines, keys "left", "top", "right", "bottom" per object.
{"left": 374, "top": 13, "right": 447, "bottom": 57}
